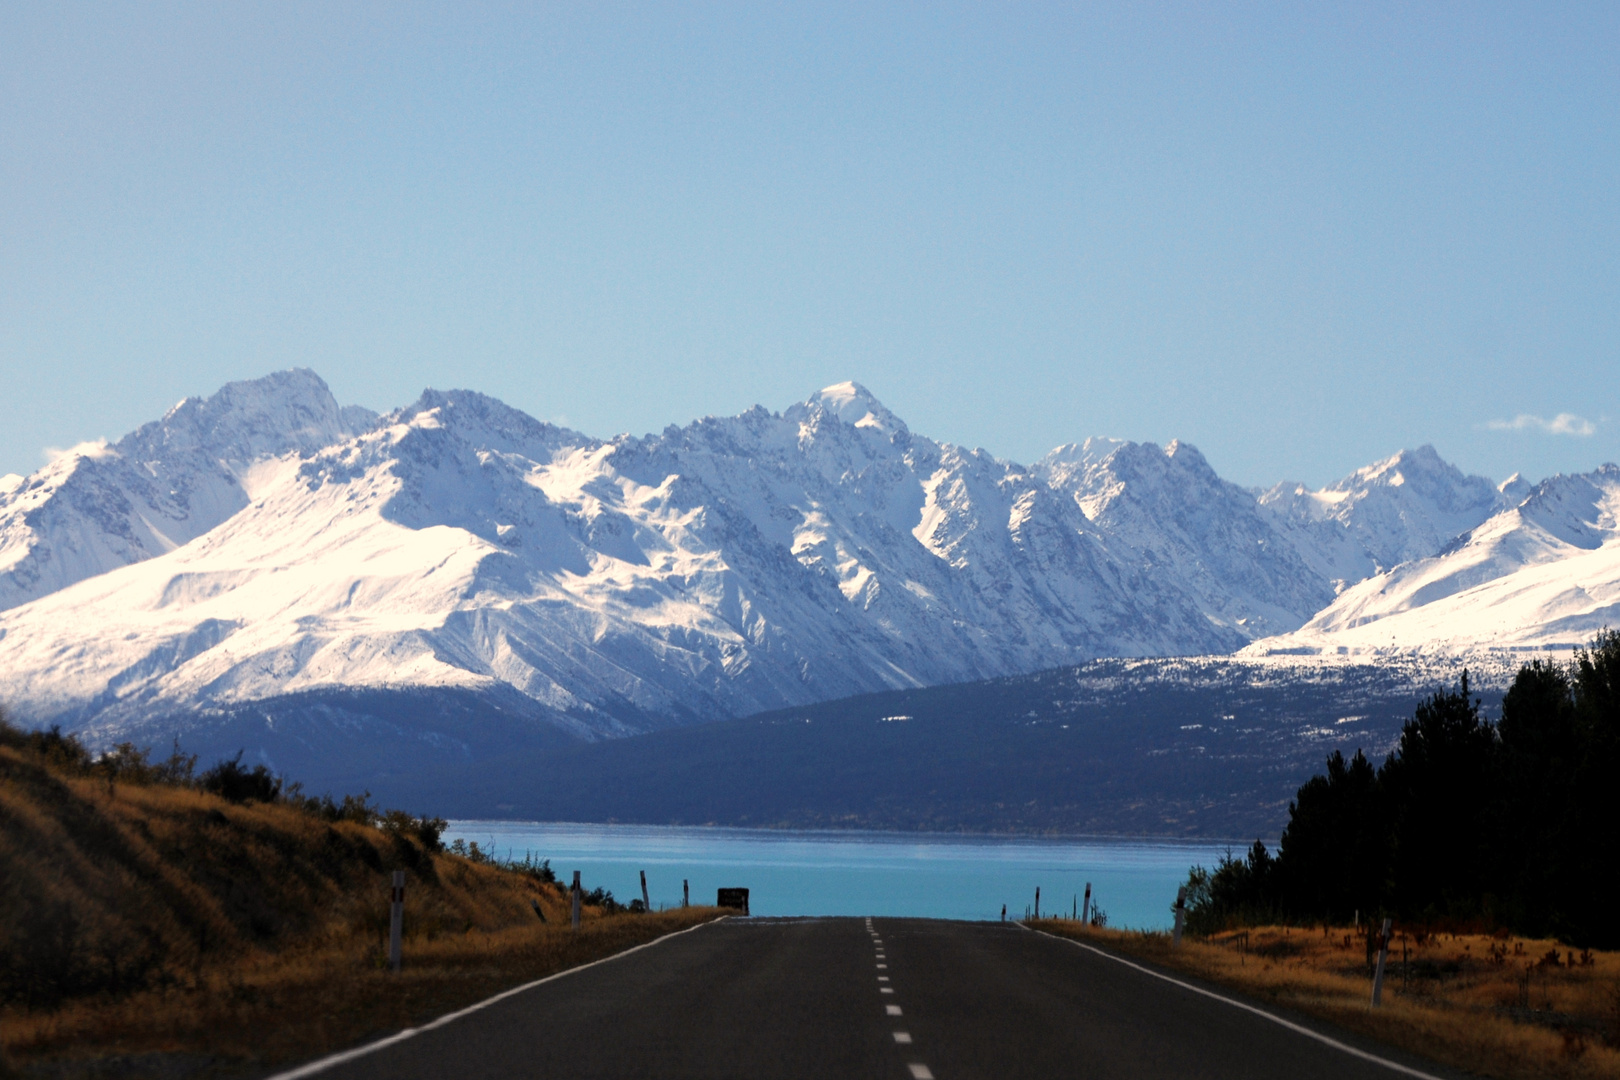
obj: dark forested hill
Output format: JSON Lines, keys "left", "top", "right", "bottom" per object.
{"left": 383, "top": 658, "right": 1495, "bottom": 838}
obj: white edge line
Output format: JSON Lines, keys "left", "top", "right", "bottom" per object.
{"left": 1019, "top": 923, "right": 1449, "bottom": 1080}
{"left": 264, "top": 916, "right": 727, "bottom": 1080}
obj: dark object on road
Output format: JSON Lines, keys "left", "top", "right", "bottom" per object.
{"left": 717, "top": 888, "right": 750, "bottom": 914}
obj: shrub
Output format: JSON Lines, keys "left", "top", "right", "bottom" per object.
{"left": 198, "top": 752, "right": 283, "bottom": 803}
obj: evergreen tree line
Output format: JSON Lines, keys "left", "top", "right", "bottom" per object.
{"left": 1184, "top": 631, "right": 1620, "bottom": 947}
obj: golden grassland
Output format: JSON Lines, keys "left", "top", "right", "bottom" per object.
{"left": 1033, "top": 919, "right": 1620, "bottom": 1080}
{"left": 0, "top": 744, "right": 721, "bottom": 1078}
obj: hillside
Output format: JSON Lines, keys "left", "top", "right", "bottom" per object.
{"left": 395, "top": 656, "right": 1503, "bottom": 839}
{"left": 0, "top": 718, "right": 716, "bottom": 1075}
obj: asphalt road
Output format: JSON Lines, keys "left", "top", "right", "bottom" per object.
{"left": 285, "top": 917, "right": 1465, "bottom": 1080}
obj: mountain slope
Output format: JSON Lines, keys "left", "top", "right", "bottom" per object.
{"left": 1257, "top": 446, "right": 1509, "bottom": 587}
{"left": 1039, "top": 439, "right": 1334, "bottom": 639}
{"left": 0, "top": 370, "right": 374, "bottom": 611}
{"left": 392, "top": 656, "right": 1491, "bottom": 837}
{"left": 1247, "top": 464, "right": 1620, "bottom": 655}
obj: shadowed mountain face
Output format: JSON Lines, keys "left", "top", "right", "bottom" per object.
{"left": 0, "top": 370, "right": 1581, "bottom": 792}
{"left": 350, "top": 657, "right": 1496, "bottom": 840}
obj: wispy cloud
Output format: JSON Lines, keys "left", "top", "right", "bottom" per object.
{"left": 41, "top": 439, "right": 112, "bottom": 464}
{"left": 1484, "top": 413, "right": 1597, "bottom": 437}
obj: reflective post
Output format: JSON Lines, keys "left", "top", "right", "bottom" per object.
{"left": 1372, "top": 918, "right": 1393, "bottom": 1005}
{"left": 388, "top": 871, "right": 405, "bottom": 972}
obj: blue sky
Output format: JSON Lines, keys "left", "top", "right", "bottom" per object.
{"left": 2, "top": 2, "right": 1616, "bottom": 487}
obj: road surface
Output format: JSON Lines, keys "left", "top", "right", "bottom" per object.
{"left": 280, "top": 917, "right": 1464, "bottom": 1080}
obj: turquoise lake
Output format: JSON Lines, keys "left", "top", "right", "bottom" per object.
{"left": 443, "top": 822, "right": 1236, "bottom": 930}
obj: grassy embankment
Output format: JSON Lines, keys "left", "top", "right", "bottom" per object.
{"left": 1032, "top": 919, "right": 1620, "bottom": 1080}
{"left": 0, "top": 735, "right": 720, "bottom": 1077}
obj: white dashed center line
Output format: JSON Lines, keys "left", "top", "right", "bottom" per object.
{"left": 886, "top": 1005, "right": 902, "bottom": 1016}
{"left": 908, "top": 1065, "right": 934, "bottom": 1079}
{"left": 876, "top": 964, "right": 888, "bottom": 969}
{"left": 881, "top": 987, "right": 894, "bottom": 994}
{"left": 878, "top": 976, "right": 890, "bottom": 982}
{"left": 893, "top": 1032, "right": 912, "bottom": 1044}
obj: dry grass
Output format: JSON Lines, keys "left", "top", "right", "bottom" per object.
{"left": 1033, "top": 919, "right": 1620, "bottom": 1080}
{"left": 0, "top": 745, "right": 722, "bottom": 1077}
{"left": 4, "top": 907, "right": 721, "bottom": 1078}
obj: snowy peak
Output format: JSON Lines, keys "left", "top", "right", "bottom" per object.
{"left": 1259, "top": 445, "right": 1507, "bottom": 580}
{"left": 1248, "top": 462, "right": 1620, "bottom": 656}
{"left": 1512, "top": 464, "right": 1620, "bottom": 551}
{"left": 786, "top": 381, "right": 908, "bottom": 439}
{"left": 1039, "top": 437, "right": 1334, "bottom": 637}
{"left": 0, "top": 369, "right": 374, "bottom": 611}
{"left": 133, "top": 368, "right": 374, "bottom": 467}
{"left": 1498, "top": 472, "right": 1533, "bottom": 506}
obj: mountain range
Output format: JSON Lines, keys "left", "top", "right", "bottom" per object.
{"left": 1, "top": 370, "right": 1613, "bottom": 807}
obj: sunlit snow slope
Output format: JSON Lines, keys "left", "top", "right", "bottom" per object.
{"left": 1245, "top": 465, "right": 1620, "bottom": 657}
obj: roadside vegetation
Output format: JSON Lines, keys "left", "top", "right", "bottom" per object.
{"left": 1034, "top": 920, "right": 1620, "bottom": 1080}
{"left": 0, "top": 714, "right": 718, "bottom": 1077}
{"left": 1054, "top": 629, "right": 1620, "bottom": 1077}
{"left": 1185, "top": 629, "right": 1619, "bottom": 946}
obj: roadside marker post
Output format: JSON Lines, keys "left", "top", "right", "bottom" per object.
{"left": 571, "top": 871, "right": 582, "bottom": 930}
{"left": 1001, "top": 904, "right": 1006, "bottom": 922}
{"left": 683, "top": 879, "right": 689, "bottom": 908}
{"left": 1081, "top": 882, "right": 1091, "bottom": 924}
{"left": 640, "top": 870, "right": 650, "bottom": 912}
{"left": 1034, "top": 886, "right": 1040, "bottom": 920}
{"left": 1371, "top": 918, "right": 1393, "bottom": 1005}
{"left": 1172, "top": 886, "right": 1187, "bottom": 947}
{"left": 388, "top": 871, "right": 405, "bottom": 972}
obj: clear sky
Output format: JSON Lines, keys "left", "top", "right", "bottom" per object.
{"left": 2, "top": 2, "right": 1616, "bottom": 488}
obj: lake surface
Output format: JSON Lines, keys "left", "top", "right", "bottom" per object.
{"left": 443, "top": 822, "right": 1235, "bottom": 930}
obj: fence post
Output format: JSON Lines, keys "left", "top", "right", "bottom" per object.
{"left": 1001, "top": 904, "right": 1006, "bottom": 922}
{"left": 640, "top": 870, "right": 650, "bottom": 912}
{"left": 1034, "top": 886, "right": 1040, "bottom": 920}
{"left": 388, "top": 871, "right": 405, "bottom": 972}
{"left": 683, "top": 879, "right": 689, "bottom": 908}
{"left": 1081, "top": 883, "right": 1091, "bottom": 924}
{"left": 1371, "top": 918, "right": 1392, "bottom": 1005}
{"left": 571, "top": 870, "right": 582, "bottom": 930}
{"left": 1173, "top": 886, "right": 1187, "bottom": 946}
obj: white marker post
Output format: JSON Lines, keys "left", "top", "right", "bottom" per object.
{"left": 1371, "top": 918, "right": 1392, "bottom": 1005}
{"left": 571, "top": 870, "right": 582, "bottom": 930}
{"left": 1172, "top": 886, "right": 1187, "bottom": 946}
{"left": 388, "top": 871, "right": 405, "bottom": 972}
{"left": 640, "top": 870, "right": 650, "bottom": 912}
{"left": 1081, "top": 883, "right": 1091, "bottom": 925}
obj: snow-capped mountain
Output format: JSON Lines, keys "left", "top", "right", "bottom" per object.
{"left": 1247, "top": 464, "right": 1620, "bottom": 656}
{"left": 0, "top": 370, "right": 374, "bottom": 610}
{"left": 0, "top": 380, "right": 1247, "bottom": 741}
{"left": 0, "top": 369, "right": 1608, "bottom": 764}
{"left": 1257, "top": 446, "right": 1511, "bottom": 588}
{"left": 1037, "top": 439, "right": 1335, "bottom": 640}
